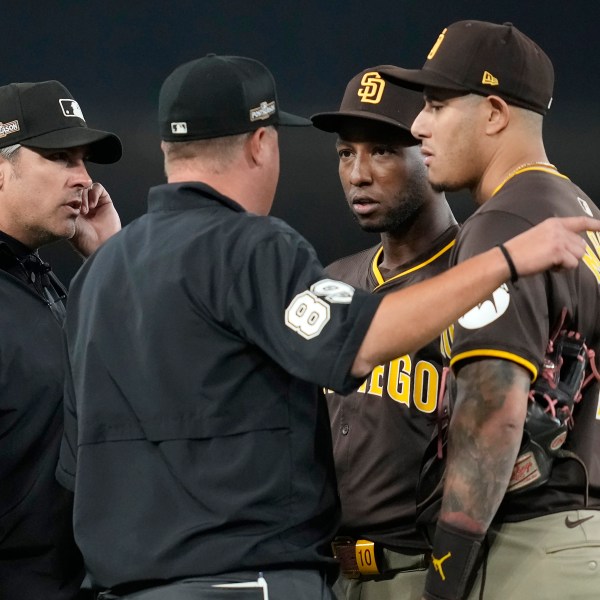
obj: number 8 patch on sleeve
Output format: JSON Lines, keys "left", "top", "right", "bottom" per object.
{"left": 285, "top": 291, "right": 330, "bottom": 340}
{"left": 285, "top": 279, "right": 355, "bottom": 340}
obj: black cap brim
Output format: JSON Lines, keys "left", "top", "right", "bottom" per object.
{"left": 20, "top": 127, "right": 122, "bottom": 164}
{"left": 277, "top": 110, "right": 312, "bottom": 127}
{"left": 378, "top": 66, "right": 469, "bottom": 94}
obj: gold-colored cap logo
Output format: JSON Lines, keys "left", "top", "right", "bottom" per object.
{"left": 357, "top": 72, "right": 385, "bottom": 104}
{"left": 427, "top": 28, "right": 448, "bottom": 60}
{"left": 482, "top": 71, "right": 499, "bottom": 86}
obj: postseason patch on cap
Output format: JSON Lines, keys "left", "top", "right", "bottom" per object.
{"left": 250, "top": 100, "right": 276, "bottom": 122}
{"left": 0, "top": 119, "right": 20, "bottom": 139}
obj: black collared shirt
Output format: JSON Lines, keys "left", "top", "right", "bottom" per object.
{"left": 58, "top": 182, "right": 382, "bottom": 589}
{"left": 0, "top": 232, "right": 66, "bottom": 322}
{"left": 0, "top": 230, "right": 84, "bottom": 599}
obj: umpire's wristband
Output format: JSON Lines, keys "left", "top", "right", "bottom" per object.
{"left": 423, "top": 521, "right": 485, "bottom": 600}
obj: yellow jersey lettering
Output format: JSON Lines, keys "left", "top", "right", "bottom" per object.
{"left": 440, "top": 324, "right": 454, "bottom": 360}
{"left": 387, "top": 355, "right": 412, "bottom": 406}
{"left": 335, "top": 358, "right": 440, "bottom": 415}
{"left": 581, "top": 241, "right": 600, "bottom": 284}
{"left": 586, "top": 230, "right": 600, "bottom": 255}
{"left": 413, "top": 361, "right": 439, "bottom": 414}
{"left": 367, "top": 364, "right": 385, "bottom": 397}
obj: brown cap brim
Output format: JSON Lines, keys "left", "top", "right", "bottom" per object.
{"left": 311, "top": 110, "right": 418, "bottom": 146}
{"left": 311, "top": 109, "right": 411, "bottom": 131}
{"left": 378, "top": 65, "right": 471, "bottom": 93}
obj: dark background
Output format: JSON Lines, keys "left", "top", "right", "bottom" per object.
{"left": 6, "top": 0, "right": 599, "bottom": 283}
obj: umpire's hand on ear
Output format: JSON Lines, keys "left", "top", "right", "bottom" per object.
{"left": 71, "top": 182, "right": 121, "bottom": 258}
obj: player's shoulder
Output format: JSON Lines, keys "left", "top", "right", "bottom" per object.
{"left": 326, "top": 245, "right": 380, "bottom": 281}
{"left": 485, "top": 169, "right": 596, "bottom": 222}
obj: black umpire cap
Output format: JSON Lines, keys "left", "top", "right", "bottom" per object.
{"left": 159, "top": 53, "right": 311, "bottom": 141}
{"left": 0, "top": 80, "right": 122, "bottom": 164}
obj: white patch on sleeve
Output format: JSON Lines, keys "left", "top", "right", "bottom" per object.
{"left": 577, "top": 196, "right": 593, "bottom": 217}
{"left": 285, "top": 291, "right": 330, "bottom": 339}
{"left": 285, "top": 279, "right": 355, "bottom": 339}
{"left": 457, "top": 284, "right": 510, "bottom": 330}
{"left": 310, "top": 278, "right": 355, "bottom": 304}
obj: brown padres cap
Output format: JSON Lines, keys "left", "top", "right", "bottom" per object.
{"left": 379, "top": 21, "right": 554, "bottom": 116}
{"left": 311, "top": 67, "right": 424, "bottom": 145}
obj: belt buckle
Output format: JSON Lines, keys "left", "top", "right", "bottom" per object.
{"left": 331, "top": 537, "right": 381, "bottom": 579}
{"left": 331, "top": 537, "right": 360, "bottom": 579}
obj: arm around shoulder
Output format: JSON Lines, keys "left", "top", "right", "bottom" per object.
{"left": 352, "top": 215, "right": 599, "bottom": 377}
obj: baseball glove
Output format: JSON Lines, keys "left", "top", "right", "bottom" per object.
{"left": 416, "top": 309, "right": 600, "bottom": 530}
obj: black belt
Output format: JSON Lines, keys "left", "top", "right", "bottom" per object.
{"left": 331, "top": 536, "right": 430, "bottom": 580}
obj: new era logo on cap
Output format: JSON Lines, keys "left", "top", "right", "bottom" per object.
{"left": 482, "top": 71, "right": 499, "bottom": 86}
{"left": 59, "top": 99, "right": 85, "bottom": 120}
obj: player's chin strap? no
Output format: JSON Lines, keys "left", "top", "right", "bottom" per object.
{"left": 423, "top": 521, "right": 485, "bottom": 600}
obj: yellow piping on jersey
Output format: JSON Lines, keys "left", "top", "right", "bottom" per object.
{"left": 450, "top": 349, "right": 538, "bottom": 381}
{"left": 372, "top": 240, "right": 456, "bottom": 289}
{"left": 492, "top": 165, "right": 570, "bottom": 197}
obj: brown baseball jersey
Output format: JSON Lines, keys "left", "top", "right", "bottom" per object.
{"left": 326, "top": 225, "right": 459, "bottom": 550}
{"left": 449, "top": 165, "right": 600, "bottom": 520}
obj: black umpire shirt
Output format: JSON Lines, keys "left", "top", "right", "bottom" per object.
{"left": 57, "top": 182, "right": 382, "bottom": 590}
{"left": 0, "top": 232, "right": 84, "bottom": 599}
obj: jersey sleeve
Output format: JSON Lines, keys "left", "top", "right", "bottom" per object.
{"left": 225, "top": 222, "right": 382, "bottom": 394}
{"left": 450, "top": 210, "right": 550, "bottom": 380}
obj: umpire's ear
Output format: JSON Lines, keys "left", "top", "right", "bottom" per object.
{"left": 246, "top": 126, "right": 278, "bottom": 168}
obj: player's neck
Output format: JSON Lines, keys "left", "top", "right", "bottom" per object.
{"left": 378, "top": 197, "right": 456, "bottom": 271}
{"left": 476, "top": 137, "right": 549, "bottom": 204}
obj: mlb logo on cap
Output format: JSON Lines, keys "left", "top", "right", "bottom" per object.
{"left": 59, "top": 99, "right": 85, "bottom": 120}
{"left": 171, "top": 122, "right": 188, "bottom": 134}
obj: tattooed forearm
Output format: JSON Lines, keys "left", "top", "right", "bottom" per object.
{"left": 440, "top": 358, "right": 530, "bottom": 533}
